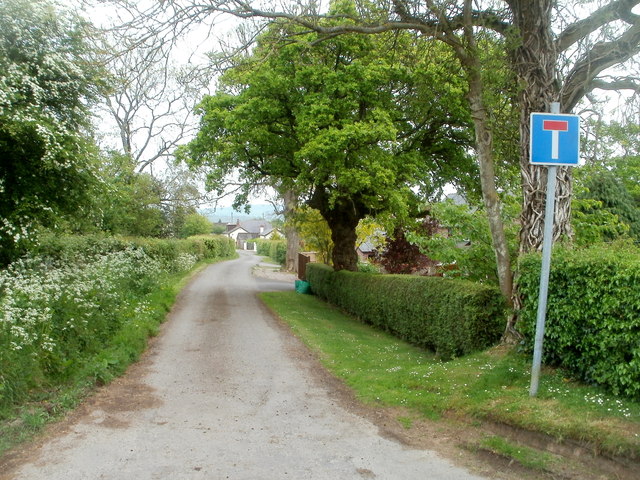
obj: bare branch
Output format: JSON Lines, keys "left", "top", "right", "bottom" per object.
{"left": 591, "top": 76, "right": 640, "bottom": 92}
{"left": 557, "top": 0, "right": 640, "bottom": 53}
{"left": 562, "top": 20, "right": 640, "bottom": 111}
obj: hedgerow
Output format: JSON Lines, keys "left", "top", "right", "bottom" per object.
{"left": 255, "top": 238, "right": 286, "bottom": 265}
{"left": 306, "top": 263, "right": 505, "bottom": 359}
{"left": 30, "top": 233, "right": 235, "bottom": 269}
{"left": 0, "top": 234, "right": 235, "bottom": 408}
{"left": 517, "top": 243, "right": 640, "bottom": 400}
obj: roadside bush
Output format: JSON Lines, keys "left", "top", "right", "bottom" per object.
{"left": 0, "top": 234, "right": 235, "bottom": 408}
{"left": 186, "top": 235, "right": 236, "bottom": 260}
{"left": 306, "top": 263, "right": 505, "bottom": 359}
{"left": 255, "top": 239, "right": 272, "bottom": 257}
{"left": 29, "top": 233, "right": 127, "bottom": 262}
{"left": 30, "top": 233, "right": 235, "bottom": 272}
{"left": 518, "top": 243, "right": 640, "bottom": 399}
{"left": 269, "top": 240, "right": 286, "bottom": 265}
{"left": 256, "top": 239, "right": 286, "bottom": 265}
{"left": 0, "top": 248, "right": 161, "bottom": 405}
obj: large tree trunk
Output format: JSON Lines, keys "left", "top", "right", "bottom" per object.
{"left": 326, "top": 210, "right": 359, "bottom": 271}
{"left": 308, "top": 186, "right": 361, "bottom": 272}
{"left": 282, "top": 189, "right": 300, "bottom": 272}
{"left": 503, "top": 0, "right": 573, "bottom": 340}
{"left": 509, "top": 0, "right": 573, "bottom": 253}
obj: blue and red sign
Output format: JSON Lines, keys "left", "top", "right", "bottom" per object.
{"left": 530, "top": 113, "right": 580, "bottom": 166}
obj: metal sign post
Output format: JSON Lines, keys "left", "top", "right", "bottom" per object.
{"left": 528, "top": 102, "right": 580, "bottom": 397}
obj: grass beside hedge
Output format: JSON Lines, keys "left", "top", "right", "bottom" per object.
{"left": 260, "top": 291, "right": 640, "bottom": 461}
{"left": 306, "top": 263, "right": 505, "bottom": 359}
{"left": 518, "top": 243, "right": 640, "bottom": 400}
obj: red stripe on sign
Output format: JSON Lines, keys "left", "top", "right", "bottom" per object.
{"left": 543, "top": 120, "right": 569, "bottom": 131}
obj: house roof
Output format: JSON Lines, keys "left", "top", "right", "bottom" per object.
{"left": 239, "top": 220, "right": 274, "bottom": 235}
{"left": 260, "top": 227, "right": 282, "bottom": 238}
{"left": 444, "top": 192, "right": 467, "bottom": 205}
{"left": 357, "top": 240, "right": 376, "bottom": 253}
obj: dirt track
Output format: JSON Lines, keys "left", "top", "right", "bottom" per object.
{"left": 0, "top": 251, "right": 492, "bottom": 480}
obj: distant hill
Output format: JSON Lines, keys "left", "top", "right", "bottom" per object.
{"left": 199, "top": 204, "right": 279, "bottom": 224}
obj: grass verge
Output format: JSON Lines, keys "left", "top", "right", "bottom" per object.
{"left": 0, "top": 258, "right": 223, "bottom": 457}
{"left": 260, "top": 291, "right": 640, "bottom": 462}
{"left": 477, "top": 435, "right": 559, "bottom": 471}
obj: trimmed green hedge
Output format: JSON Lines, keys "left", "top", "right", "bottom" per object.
{"left": 255, "top": 239, "right": 286, "bottom": 265}
{"left": 518, "top": 244, "right": 640, "bottom": 399}
{"left": 255, "top": 239, "right": 271, "bottom": 256}
{"left": 306, "top": 263, "right": 506, "bottom": 359}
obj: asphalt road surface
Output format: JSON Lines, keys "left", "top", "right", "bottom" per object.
{"left": 1, "top": 251, "right": 491, "bottom": 480}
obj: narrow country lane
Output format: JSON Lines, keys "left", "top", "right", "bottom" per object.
{"left": 1, "top": 251, "right": 491, "bottom": 480}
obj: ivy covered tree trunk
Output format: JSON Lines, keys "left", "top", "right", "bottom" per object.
{"left": 509, "top": 0, "right": 573, "bottom": 253}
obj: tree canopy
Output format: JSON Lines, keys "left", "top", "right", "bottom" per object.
{"left": 180, "top": 18, "right": 476, "bottom": 270}
{"left": 0, "top": 0, "right": 106, "bottom": 264}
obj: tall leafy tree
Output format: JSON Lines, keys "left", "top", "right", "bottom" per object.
{"left": 171, "top": 0, "right": 639, "bottom": 309}
{"left": 582, "top": 119, "right": 640, "bottom": 200}
{"left": 180, "top": 212, "right": 213, "bottom": 238}
{"left": 0, "top": 0, "right": 106, "bottom": 264}
{"left": 206, "top": 0, "right": 640, "bottom": 249}
{"left": 180, "top": 19, "right": 475, "bottom": 270}
{"left": 96, "top": 152, "right": 167, "bottom": 237}
{"left": 579, "top": 172, "right": 640, "bottom": 239}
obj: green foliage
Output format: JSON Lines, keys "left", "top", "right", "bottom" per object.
{"left": 305, "top": 263, "right": 505, "bottom": 359}
{"left": 357, "top": 262, "right": 380, "bottom": 273}
{"left": 582, "top": 120, "right": 640, "bottom": 202}
{"left": 270, "top": 240, "right": 286, "bottom": 265}
{"left": 293, "top": 207, "right": 333, "bottom": 264}
{"left": 255, "top": 239, "right": 271, "bottom": 257}
{"left": 577, "top": 171, "right": 640, "bottom": 241}
{"left": 571, "top": 197, "right": 630, "bottom": 246}
{"left": 479, "top": 435, "right": 556, "bottom": 471}
{"left": 408, "top": 198, "right": 519, "bottom": 285}
{"left": 0, "top": 0, "right": 107, "bottom": 264}
{"left": 94, "top": 153, "right": 167, "bottom": 238}
{"left": 211, "top": 223, "right": 226, "bottom": 235}
{"left": 356, "top": 217, "right": 386, "bottom": 251}
{"left": 179, "top": 17, "right": 476, "bottom": 269}
{"left": 256, "top": 238, "right": 286, "bottom": 265}
{"left": 29, "top": 233, "right": 235, "bottom": 270}
{"left": 0, "top": 234, "right": 235, "bottom": 410}
{"left": 180, "top": 213, "right": 212, "bottom": 238}
{"left": 577, "top": 119, "right": 640, "bottom": 245}
{"left": 518, "top": 244, "right": 640, "bottom": 399}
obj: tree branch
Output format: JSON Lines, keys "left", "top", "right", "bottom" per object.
{"left": 561, "top": 20, "right": 640, "bottom": 111}
{"left": 591, "top": 76, "right": 640, "bottom": 93}
{"left": 557, "top": 0, "right": 640, "bottom": 53}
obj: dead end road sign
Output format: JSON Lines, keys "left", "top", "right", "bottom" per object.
{"left": 530, "top": 113, "right": 580, "bottom": 166}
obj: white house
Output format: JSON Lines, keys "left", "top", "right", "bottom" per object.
{"left": 224, "top": 220, "right": 282, "bottom": 249}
